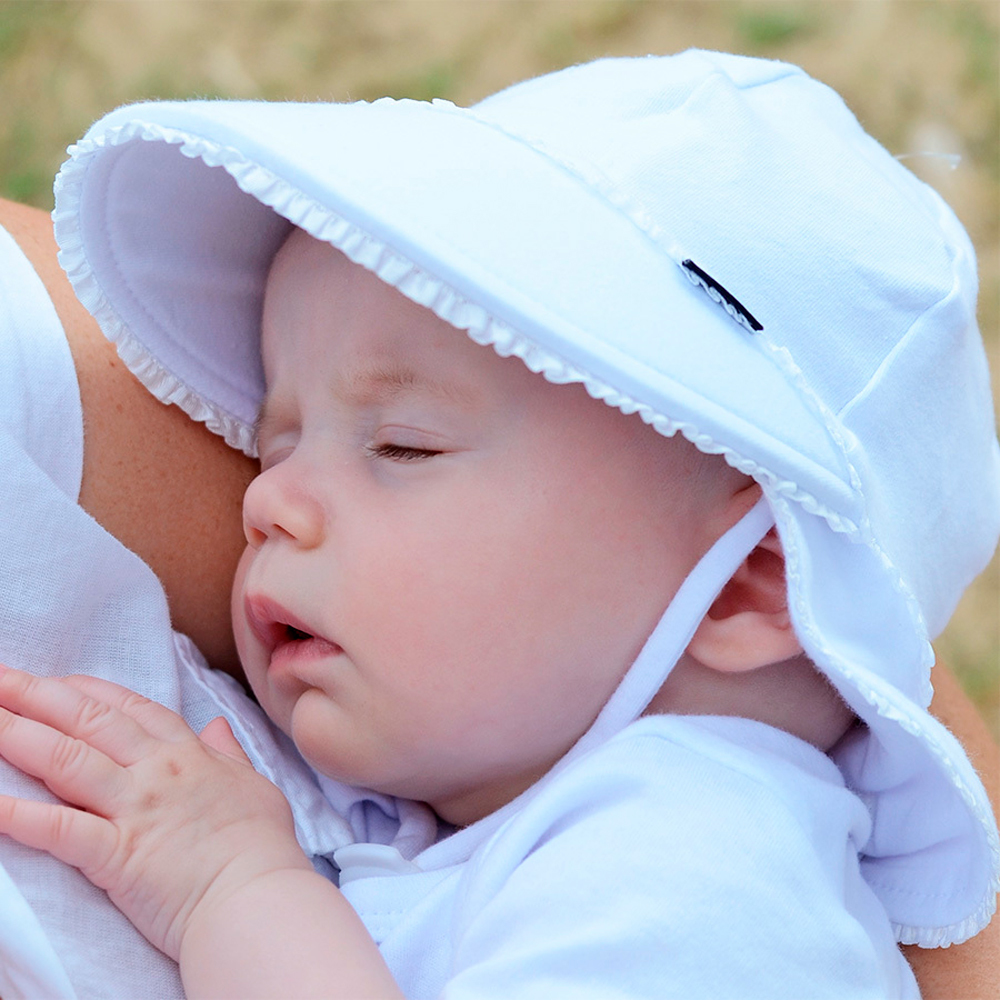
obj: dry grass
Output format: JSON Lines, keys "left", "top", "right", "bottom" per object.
{"left": 1, "top": 0, "right": 996, "bottom": 732}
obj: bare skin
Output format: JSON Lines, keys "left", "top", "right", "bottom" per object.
{"left": 0, "top": 197, "right": 996, "bottom": 997}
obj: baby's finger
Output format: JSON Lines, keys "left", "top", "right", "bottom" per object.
{"left": 63, "top": 673, "right": 195, "bottom": 744}
{"left": 0, "top": 792, "right": 115, "bottom": 877}
{"left": 63, "top": 674, "right": 196, "bottom": 743}
{"left": 0, "top": 666, "right": 165, "bottom": 766}
{"left": 0, "top": 706, "right": 125, "bottom": 815}
{"left": 199, "top": 716, "right": 252, "bottom": 764}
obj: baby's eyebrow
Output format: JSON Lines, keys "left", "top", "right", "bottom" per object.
{"left": 346, "top": 362, "right": 478, "bottom": 407}
{"left": 352, "top": 363, "right": 420, "bottom": 398}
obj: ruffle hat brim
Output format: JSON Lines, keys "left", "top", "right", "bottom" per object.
{"left": 53, "top": 94, "right": 998, "bottom": 947}
{"left": 55, "top": 99, "right": 862, "bottom": 531}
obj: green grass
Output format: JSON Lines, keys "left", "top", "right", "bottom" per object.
{"left": 734, "top": 3, "right": 818, "bottom": 48}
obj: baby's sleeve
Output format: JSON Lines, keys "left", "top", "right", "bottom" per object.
{"left": 442, "top": 725, "right": 918, "bottom": 1000}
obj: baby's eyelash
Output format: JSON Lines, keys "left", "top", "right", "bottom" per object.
{"left": 366, "top": 443, "right": 442, "bottom": 462}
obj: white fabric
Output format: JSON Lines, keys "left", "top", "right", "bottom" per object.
{"left": 334, "top": 715, "right": 920, "bottom": 999}
{"left": 0, "top": 221, "right": 82, "bottom": 1000}
{"left": 0, "top": 223, "right": 354, "bottom": 998}
{"left": 0, "top": 224, "right": 82, "bottom": 499}
{"left": 50, "top": 50, "right": 1000, "bottom": 945}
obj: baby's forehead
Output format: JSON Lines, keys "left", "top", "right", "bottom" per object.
{"left": 262, "top": 229, "right": 736, "bottom": 503}
{"left": 263, "top": 231, "right": 517, "bottom": 394}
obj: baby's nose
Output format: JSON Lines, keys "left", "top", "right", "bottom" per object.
{"left": 242, "top": 465, "right": 325, "bottom": 550}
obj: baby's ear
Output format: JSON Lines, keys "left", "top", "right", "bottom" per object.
{"left": 687, "top": 527, "right": 802, "bottom": 673}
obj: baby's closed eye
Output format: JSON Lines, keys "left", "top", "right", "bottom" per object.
{"left": 366, "top": 442, "right": 443, "bottom": 462}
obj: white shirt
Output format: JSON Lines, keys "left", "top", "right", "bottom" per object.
{"left": 337, "top": 715, "right": 920, "bottom": 999}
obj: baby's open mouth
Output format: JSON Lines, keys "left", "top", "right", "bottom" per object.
{"left": 244, "top": 595, "right": 336, "bottom": 655}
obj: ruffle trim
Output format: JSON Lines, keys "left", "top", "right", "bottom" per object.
{"left": 438, "top": 96, "right": 874, "bottom": 514}
{"left": 54, "top": 117, "right": 862, "bottom": 532}
{"left": 53, "top": 126, "right": 257, "bottom": 456}
{"left": 773, "top": 489, "right": 1000, "bottom": 946}
{"left": 895, "top": 893, "right": 998, "bottom": 949}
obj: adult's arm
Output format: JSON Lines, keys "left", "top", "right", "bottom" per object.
{"left": 0, "top": 198, "right": 256, "bottom": 677}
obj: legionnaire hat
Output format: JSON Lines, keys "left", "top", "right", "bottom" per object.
{"left": 54, "top": 49, "right": 1000, "bottom": 946}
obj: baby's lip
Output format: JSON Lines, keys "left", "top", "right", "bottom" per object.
{"left": 243, "top": 595, "right": 340, "bottom": 656}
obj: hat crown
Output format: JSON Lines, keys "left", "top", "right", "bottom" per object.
{"left": 475, "top": 51, "right": 958, "bottom": 411}
{"left": 474, "top": 51, "right": 1000, "bottom": 634}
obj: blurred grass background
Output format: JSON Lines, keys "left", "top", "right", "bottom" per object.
{"left": 1, "top": 0, "right": 997, "bottom": 735}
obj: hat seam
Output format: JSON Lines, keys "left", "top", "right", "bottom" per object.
{"left": 837, "top": 278, "right": 965, "bottom": 426}
{"left": 832, "top": 285, "right": 960, "bottom": 677}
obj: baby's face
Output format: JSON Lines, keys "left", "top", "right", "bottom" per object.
{"left": 233, "top": 230, "right": 721, "bottom": 825}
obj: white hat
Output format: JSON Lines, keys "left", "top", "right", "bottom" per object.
{"left": 53, "top": 49, "right": 999, "bottom": 946}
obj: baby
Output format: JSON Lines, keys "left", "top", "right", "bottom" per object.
{"left": 238, "top": 227, "right": 855, "bottom": 822}
{"left": 0, "top": 49, "right": 997, "bottom": 998}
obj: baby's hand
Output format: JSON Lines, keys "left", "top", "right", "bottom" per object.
{"left": 0, "top": 665, "right": 312, "bottom": 961}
